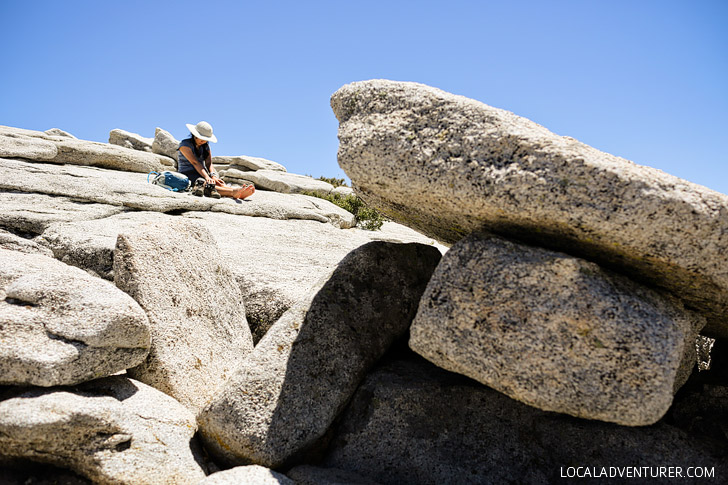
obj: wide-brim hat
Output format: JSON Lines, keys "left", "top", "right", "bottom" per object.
{"left": 186, "top": 121, "right": 218, "bottom": 143}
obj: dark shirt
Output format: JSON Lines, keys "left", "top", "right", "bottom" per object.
{"left": 177, "top": 137, "right": 211, "bottom": 174}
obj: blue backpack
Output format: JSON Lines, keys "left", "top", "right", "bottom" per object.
{"left": 148, "top": 171, "right": 190, "bottom": 192}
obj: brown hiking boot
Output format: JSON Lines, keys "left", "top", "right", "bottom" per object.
{"left": 191, "top": 179, "right": 205, "bottom": 197}
{"left": 204, "top": 183, "right": 221, "bottom": 199}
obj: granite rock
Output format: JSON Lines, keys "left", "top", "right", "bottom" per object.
{"left": 0, "top": 229, "right": 54, "bottom": 257}
{"left": 44, "top": 127, "right": 77, "bottom": 139}
{"left": 214, "top": 155, "right": 287, "bottom": 172}
{"left": 152, "top": 127, "right": 179, "bottom": 161}
{"left": 114, "top": 219, "right": 254, "bottom": 413}
{"left": 241, "top": 170, "right": 334, "bottom": 196}
{"left": 199, "top": 466, "right": 294, "bottom": 485}
{"left": 0, "top": 248, "right": 150, "bottom": 386}
{"left": 410, "top": 233, "right": 704, "bottom": 425}
{"left": 323, "top": 356, "right": 727, "bottom": 485}
{"left": 0, "top": 191, "right": 123, "bottom": 235}
{"left": 109, "top": 129, "right": 154, "bottom": 152}
{"left": 0, "top": 131, "right": 58, "bottom": 161}
{"left": 38, "top": 211, "right": 443, "bottom": 342}
{"left": 331, "top": 80, "right": 728, "bottom": 336}
{"left": 0, "top": 376, "right": 206, "bottom": 484}
{"left": 198, "top": 241, "right": 441, "bottom": 468}
{"left": 0, "top": 158, "right": 355, "bottom": 228}
{"left": 286, "top": 465, "right": 383, "bottom": 485}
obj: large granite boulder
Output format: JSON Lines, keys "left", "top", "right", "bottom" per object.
{"left": 0, "top": 248, "right": 150, "bottom": 386}
{"left": 322, "top": 355, "right": 727, "bottom": 485}
{"left": 410, "top": 233, "right": 705, "bottom": 425}
{"left": 114, "top": 219, "right": 254, "bottom": 413}
{"left": 152, "top": 127, "right": 179, "bottom": 161}
{"left": 109, "top": 129, "right": 154, "bottom": 152}
{"left": 198, "top": 241, "right": 442, "bottom": 468}
{"left": 199, "top": 466, "right": 294, "bottom": 484}
{"left": 0, "top": 191, "right": 123, "bottom": 235}
{"left": 0, "top": 376, "right": 207, "bottom": 484}
{"left": 331, "top": 80, "right": 728, "bottom": 337}
{"left": 241, "top": 170, "right": 334, "bottom": 196}
{"left": 214, "top": 155, "right": 287, "bottom": 172}
{"left": 0, "top": 158, "right": 356, "bottom": 228}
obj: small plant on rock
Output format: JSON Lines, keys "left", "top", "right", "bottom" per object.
{"left": 302, "top": 190, "right": 384, "bottom": 231}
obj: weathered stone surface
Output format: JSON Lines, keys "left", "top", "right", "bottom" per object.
{"left": 0, "top": 376, "right": 207, "bottom": 484}
{"left": 0, "top": 191, "right": 123, "bottom": 235}
{"left": 53, "top": 138, "right": 168, "bottom": 173}
{"left": 242, "top": 170, "right": 334, "bottom": 195}
{"left": 1, "top": 125, "right": 170, "bottom": 171}
{"left": 114, "top": 219, "right": 254, "bottom": 413}
{"left": 0, "top": 131, "right": 58, "bottom": 161}
{"left": 198, "top": 241, "right": 442, "bottom": 468}
{"left": 200, "top": 466, "right": 294, "bottom": 484}
{"left": 38, "top": 211, "right": 444, "bottom": 341}
{"left": 323, "top": 355, "right": 728, "bottom": 485}
{"left": 331, "top": 80, "right": 728, "bottom": 336}
{"left": 332, "top": 185, "right": 354, "bottom": 197}
{"left": 0, "top": 248, "right": 150, "bottom": 386}
{"left": 185, "top": 213, "right": 444, "bottom": 341}
{"left": 0, "top": 229, "right": 54, "bottom": 257}
{"left": 213, "top": 155, "right": 287, "bottom": 172}
{"left": 109, "top": 129, "right": 154, "bottom": 152}
{"left": 40, "top": 211, "right": 170, "bottom": 280}
{"left": 410, "top": 233, "right": 704, "bottom": 425}
{"left": 45, "top": 127, "right": 77, "bottom": 139}
{"left": 1, "top": 158, "right": 356, "bottom": 228}
{"left": 286, "top": 465, "right": 382, "bottom": 485}
{"left": 152, "top": 127, "right": 179, "bottom": 161}
{"left": 219, "top": 167, "right": 256, "bottom": 185}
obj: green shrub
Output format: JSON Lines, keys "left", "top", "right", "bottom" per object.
{"left": 302, "top": 191, "right": 384, "bottom": 231}
{"left": 305, "top": 175, "right": 348, "bottom": 188}
{"left": 317, "top": 176, "right": 347, "bottom": 188}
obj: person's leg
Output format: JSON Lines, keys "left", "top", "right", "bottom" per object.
{"left": 214, "top": 184, "right": 255, "bottom": 199}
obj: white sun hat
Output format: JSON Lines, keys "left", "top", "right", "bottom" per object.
{"left": 185, "top": 120, "right": 218, "bottom": 143}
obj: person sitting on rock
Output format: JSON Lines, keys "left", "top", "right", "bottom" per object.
{"left": 177, "top": 121, "right": 255, "bottom": 199}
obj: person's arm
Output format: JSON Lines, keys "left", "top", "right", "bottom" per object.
{"left": 179, "top": 146, "right": 213, "bottom": 184}
{"left": 206, "top": 152, "right": 226, "bottom": 186}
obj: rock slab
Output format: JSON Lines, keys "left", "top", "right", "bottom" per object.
{"left": 331, "top": 79, "right": 728, "bottom": 336}
{"left": 242, "top": 169, "right": 334, "bottom": 196}
{"left": 198, "top": 241, "right": 442, "bottom": 468}
{"left": 152, "top": 127, "right": 180, "bottom": 161}
{"left": 114, "top": 219, "right": 254, "bottom": 413}
{"left": 323, "top": 356, "right": 727, "bottom": 485}
{"left": 214, "top": 155, "right": 287, "bottom": 172}
{"left": 0, "top": 248, "right": 150, "bottom": 386}
{"left": 410, "top": 233, "right": 704, "bottom": 425}
{"left": 109, "top": 129, "right": 154, "bottom": 152}
{"left": 0, "top": 376, "right": 206, "bottom": 484}
{"left": 200, "top": 466, "right": 294, "bottom": 484}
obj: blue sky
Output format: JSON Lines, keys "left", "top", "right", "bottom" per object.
{"left": 2, "top": 1, "right": 726, "bottom": 194}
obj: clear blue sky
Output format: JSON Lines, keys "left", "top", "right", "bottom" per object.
{"left": 2, "top": 0, "right": 726, "bottom": 194}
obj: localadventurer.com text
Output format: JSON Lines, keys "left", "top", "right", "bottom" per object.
{"left": 560, "top": 466, "right": 715, "bottom": 479}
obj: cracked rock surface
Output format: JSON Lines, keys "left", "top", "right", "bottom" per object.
{"left": 0, "top": 376, "right": 206, "bottom": 484}
{"left": 0, "top": 248, "right": 150, "bottom": 386}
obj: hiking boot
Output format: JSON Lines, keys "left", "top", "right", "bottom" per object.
{"left": 204, "top": 183, "right": 221, "bottom": 199}
{"left": 191, "top": 179, "right": 205, "bottom": 197}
